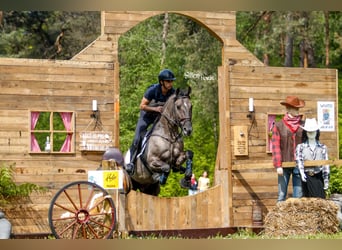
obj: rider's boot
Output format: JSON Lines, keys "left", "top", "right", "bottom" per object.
{"left": 125, "top": 145, "right": 138, "bottom": 175}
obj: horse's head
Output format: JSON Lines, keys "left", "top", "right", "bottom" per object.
{"left": 174, "top": 86, "right": 192, "bottom": 136}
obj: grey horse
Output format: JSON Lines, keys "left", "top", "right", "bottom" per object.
{"left": 124, "top": 87, "right": 193, "bottom": 196}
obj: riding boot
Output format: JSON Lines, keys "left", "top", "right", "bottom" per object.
{"left": 126, "top": 145, "right": 138, "bottom": 174}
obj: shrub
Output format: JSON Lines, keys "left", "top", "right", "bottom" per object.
{"left": 328, "top": 165, "right": 342, "bottom": 195}
{"left": 0, "top": 162, "right": 46, "bottom": 206}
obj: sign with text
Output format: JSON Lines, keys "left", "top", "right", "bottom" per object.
{"left": 317, "top": 101, "right": 335, "bottom": 132}
{"left": 88, "top": 170, "right": 123, "bottom": 189}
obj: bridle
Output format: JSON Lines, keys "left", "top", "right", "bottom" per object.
{"left": 162, "top": 96, "right": 191, "bottom": 129}
{"left": 151, "top": 95, "right": 191, "bottom": 143}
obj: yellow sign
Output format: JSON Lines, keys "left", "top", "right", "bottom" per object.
{"left": 88, "top": 170, "right": 123, "bottom": 189}
{"left": 103, "top": 171, "right": 120, "bottom": 189}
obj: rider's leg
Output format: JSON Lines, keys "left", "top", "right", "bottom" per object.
{"left": 126, "top": 118, "right": 148, "bottom": 174}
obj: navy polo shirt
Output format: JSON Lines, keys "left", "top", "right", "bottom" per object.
{"left": 144, "top": 83, "right": 175, "bottom": 103}
{"left": 141, "top": 83, "right": 175, "bottom": 122}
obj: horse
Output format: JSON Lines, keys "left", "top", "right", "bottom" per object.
{"left": 124, "top": 86, "right": 193, "bottom": 196}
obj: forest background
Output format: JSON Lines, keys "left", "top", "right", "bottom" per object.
{"left": 0, "top": 11, "right": 341, "bottom": 197}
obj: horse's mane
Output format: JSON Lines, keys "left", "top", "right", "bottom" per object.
{"left": 162, "top": 92, "right": 177, "bottom": 114}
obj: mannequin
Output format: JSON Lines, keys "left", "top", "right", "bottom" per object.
{"left": 272, "top": 96, "right": 305, "bottom": 202}
{"left": 296, "top": 118, "right": 330, "bottom": 198}
{"left": 276, "top": 105, "right": 301, "bottom": 176}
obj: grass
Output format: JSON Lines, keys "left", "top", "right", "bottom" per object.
{"left": 120, "top": 228, "right": 342, "bottom": 239}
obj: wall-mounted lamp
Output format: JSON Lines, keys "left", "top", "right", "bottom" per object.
{"left": 89, "top": 99, "right": 102, "bottom": 130}
{"left": 92, "top": 100, "right": 98, "bottom": 111}
{"left": 90, "top": 100, "right": 99, "bottom": 119}
{"left": 247, "top": 97, "right": 255, "bottom": 121}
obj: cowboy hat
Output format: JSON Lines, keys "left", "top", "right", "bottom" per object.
{"left": 280, "top": 96, "right": 305, "bottom": 108}
{"left": 301, "top": 118, "right": 319, "bottom": 132}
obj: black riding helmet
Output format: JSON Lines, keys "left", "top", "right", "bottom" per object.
{"left": 158, "top": 69, "right": 176, "bottom": 82}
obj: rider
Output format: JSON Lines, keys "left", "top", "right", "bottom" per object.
{"left": 125, "top": 69, "right": 176, "bottom": 176}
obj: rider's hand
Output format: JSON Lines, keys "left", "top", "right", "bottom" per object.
{"left": 155, "top": 106, "right": 163, "bottom": 113}
{"left": 276, "top": 167, "right": 283, "bottom": 176}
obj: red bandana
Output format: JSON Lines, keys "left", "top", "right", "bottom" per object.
{"left": 283, "top": 113, "right": 301, "bottom": 133}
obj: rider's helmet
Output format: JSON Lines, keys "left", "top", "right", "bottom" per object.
{"left": 102, "top": 147, "right": 125, "bottom": 166}
{"left": 158, "top": 69, "right": 176, "bottom": 82}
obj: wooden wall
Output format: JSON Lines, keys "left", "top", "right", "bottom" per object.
{"left": 227, "top": 65, "right": 338, "bottom": 226}
{"left": 126, "top": 185, "right": 223, "bottom": 231}
{"left": 0, "top": 58, "right": 116, "bottom": 234}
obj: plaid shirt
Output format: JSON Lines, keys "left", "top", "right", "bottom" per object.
{"left": 271, "top": 124, "right": 282, "bottom": 168}
{"left": 295, "top": 141, "right": 330, "bottom": 182}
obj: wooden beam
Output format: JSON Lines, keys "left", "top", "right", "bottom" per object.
{"left": 232, "top": 160, "right": 342, "bottom": 170}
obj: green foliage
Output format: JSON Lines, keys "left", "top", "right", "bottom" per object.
{"left": 237, "top": 11, "right": 342, "bottom": 69}
{"left": 0, "top": 162, "right": 46, "bottom": 206}
{"left": 328, "top": 165, "right": 342, "bottom": 195}
{"left": 0, "top": 11, "right": 100, "bottom": 59}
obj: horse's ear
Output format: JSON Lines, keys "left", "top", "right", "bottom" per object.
{"left": 187, "top": 86, "right": 191, "bottom": 96}
{"left": 175, "top": 88, "right": 180, "bottom": 96}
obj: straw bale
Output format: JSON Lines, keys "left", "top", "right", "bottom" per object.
{"left": 264, "top": 198, "right": 340, "bottom": 237}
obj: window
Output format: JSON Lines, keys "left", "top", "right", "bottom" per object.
{"left": 30, "top": 111, "right": 75, "bottom": 153}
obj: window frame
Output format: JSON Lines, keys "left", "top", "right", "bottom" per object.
{"left": 29, "top": 110, "right": 76, "bottom": 154}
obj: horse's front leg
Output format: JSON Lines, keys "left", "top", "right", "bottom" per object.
{"left": 175, "top": 151, "right": 187, "bottom": 167}
{"left": 178, "top": 150, "right": 194, "bottom": 189}
{"left": 149, "top": 157, "right": 171, "bottom": 185}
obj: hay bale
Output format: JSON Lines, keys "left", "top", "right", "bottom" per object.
{"left": 329, "top": 194, "right": 342, "bottom": 229}
{"left": 264, "top": 198, "right": 340, "bottom": 237}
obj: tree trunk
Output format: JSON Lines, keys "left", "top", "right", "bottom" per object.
{"left": 324, "top": 11, "right": 330, "bottom": 67}
{"left": 284, "top": 33, "right": 293, "bottom": 67}
{"left": 160, "top": 12, "right": 169, "bottom": 67}
{"left": 263, "top": 53, "right": 269, "bottom": 66}
{"left": 0, "top": 11, "right": 3, "bottom": 27}
{"left": 299, "top": 39, "right": 316, "bottom": 68}
{"left": 299, "top": 40, "right": 308, "bottom": 68}
{"left": 284, "top": 13, "right": 293, "bottom": 67}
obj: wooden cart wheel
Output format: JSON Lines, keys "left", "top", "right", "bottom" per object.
{"left": 48, "top": 181, "right": 116, "bottom": 239}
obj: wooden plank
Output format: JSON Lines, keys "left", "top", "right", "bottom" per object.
{"left": 232, "top": 160, "right": 342, "bottom": 170}
{"left": 0, "top": 58, "right": 113, "bottom": 69}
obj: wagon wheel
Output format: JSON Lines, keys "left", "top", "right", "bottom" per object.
{"left": 48, "top": 181, "right": 116, "bottom": 239}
